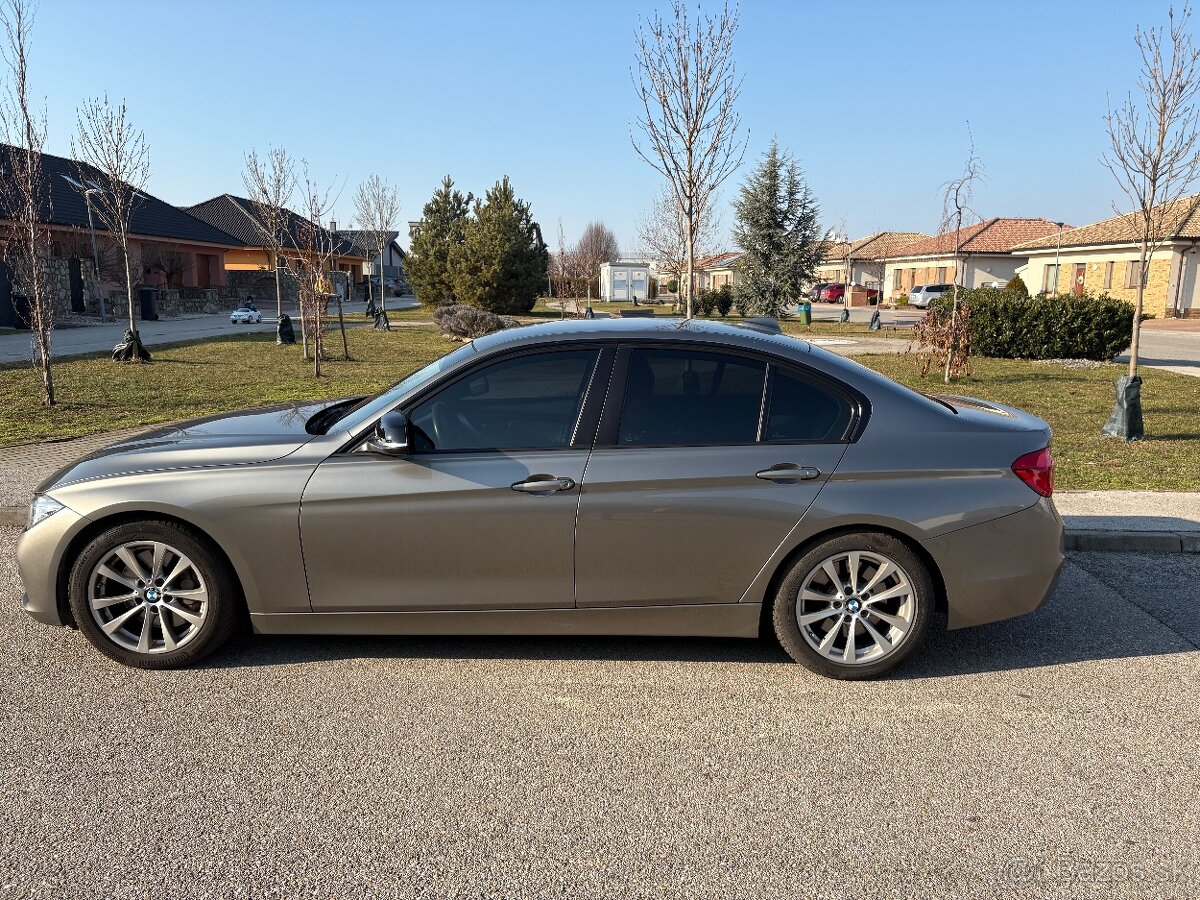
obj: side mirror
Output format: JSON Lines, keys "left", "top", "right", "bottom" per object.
{"left": 364, "top": 410, "right": 409, "bottom": 456}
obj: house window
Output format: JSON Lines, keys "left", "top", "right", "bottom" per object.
{"left": 1125, "top": 260, "right": 1143, "bottom": 289}
{"left": 1042, "top": 264, "right": 1059, "bottom": 293}
{"left": 936, "top": 266, "right": 947, "bottom": 283}
{"left": 893, "top": 269, "right": 903, "bottom": 291}
{"left": 1104, "top": 261, "right": 1114, "bottom": 290}
{"left": 908, "top": 268, "right": 916, "bottom": 286}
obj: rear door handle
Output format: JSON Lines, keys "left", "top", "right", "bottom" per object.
{"left": 756, "top": 464, "right": 821, "bottom": 482}
{"left": 511, "top": 475, "right": 576, "bottom": 493}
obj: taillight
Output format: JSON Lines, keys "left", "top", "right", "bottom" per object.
{"left": 1012, "top": 447, "right": 1054, "bottom": 497}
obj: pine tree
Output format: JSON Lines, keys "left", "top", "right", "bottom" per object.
{"left": 733, "top": 140, "right": 822, "bottom": 317}
{"left": 405, "top": 176, "right": 472, "bottom": 306}
{"left": 451, "top": 177, "right": 548, "bottom": 315}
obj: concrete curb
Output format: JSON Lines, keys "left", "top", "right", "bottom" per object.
{"left": 1064, "top": 530, "right": 1200, "bottom": 553}
{"left": 2, "top": 501, "right": 1196, "bottom": 554}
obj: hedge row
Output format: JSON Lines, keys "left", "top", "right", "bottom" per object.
{"left": 929, "top": 288, "right": 1134, "bottom": 361}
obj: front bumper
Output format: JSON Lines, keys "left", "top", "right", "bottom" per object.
{"left": 16, "top": 507, "right": 90, "bottom": 627}
{"left": 923, "top": 497, "right": 1065, "bottom": 630}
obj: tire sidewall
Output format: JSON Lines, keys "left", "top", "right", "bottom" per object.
{"left": 68, "top": 520, "right": 235, "bottom": 669}
{"left": 773, "top": 532, "right": 934, "bottom": 680}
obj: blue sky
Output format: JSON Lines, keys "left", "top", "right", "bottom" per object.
{"left": 33, "top": 0, "right": 1164, "bottom": 251}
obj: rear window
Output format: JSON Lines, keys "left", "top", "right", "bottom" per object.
{"left": 764, "top": 368, "right": 852, "bottom": 442}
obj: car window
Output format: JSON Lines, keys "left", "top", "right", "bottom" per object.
{"left": 618, "top": 348, "right": 766, "bottom": 446}
{"left": 764, "top": 367, "right": 852, "bottom": 442}
{"left": 910, "top": 286, "right": 924, "bottom": 294}
{"left": 409, "top": 350, "right": 599, "bottom": 452}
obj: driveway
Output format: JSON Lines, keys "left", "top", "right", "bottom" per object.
{"left": 1120, "top": 325, "right": 1200, "bottom": 376}
{"left": 0, "top": 299, "right": 420, "bottom": 365}
{"left": 0, "top": 529, "right": 1196, "bottom": 897}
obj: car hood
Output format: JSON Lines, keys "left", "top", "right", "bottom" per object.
{"left": 37, "top": 401, "right": 331, "bottom": 493}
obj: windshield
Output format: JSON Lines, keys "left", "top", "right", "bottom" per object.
{"left": 323, "top": 340, "right": 480, "bottom": 435}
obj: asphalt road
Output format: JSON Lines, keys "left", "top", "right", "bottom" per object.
{"left": 1, "top": 531, "right": 1196, "bottom": 899}
{"left": 1119, "top": 328, "right": 1200, "bottom": 374}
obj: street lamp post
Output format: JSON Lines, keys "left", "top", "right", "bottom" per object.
{"left": 82, "top": 188, "right": 108, "bottom": 322}
{"left": 1053, "top": 221, "right": 1064, "bottom": 296}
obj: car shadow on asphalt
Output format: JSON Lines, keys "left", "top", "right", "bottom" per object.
{"left": 200, "top": 557, "right": 1198, "bottom": 676}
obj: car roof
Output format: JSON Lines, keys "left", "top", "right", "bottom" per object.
{"left": 471, "top": 315, "right": 816, "bottom": 359}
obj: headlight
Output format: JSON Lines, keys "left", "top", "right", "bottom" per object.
{"left": 27, "top": 495, "right": 65, "bottom": 530}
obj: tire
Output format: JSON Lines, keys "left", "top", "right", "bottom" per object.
{"left": 67, "top": 519, "right": 241, "bottom": 669}
{"left": 772, "top": 532, "right": 934, "bottom": 680}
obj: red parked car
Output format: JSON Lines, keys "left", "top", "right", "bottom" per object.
{"left": 818, "top": 283, "right": 879, "bottom": 303}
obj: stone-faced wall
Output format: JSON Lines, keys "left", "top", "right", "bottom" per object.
{"left": 225, "top": 269, "right": 300, "bottom": 305}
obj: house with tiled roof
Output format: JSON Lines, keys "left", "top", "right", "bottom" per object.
{"left": 0, "top": 145, "right": 243, "bottom": 297}
{"left": 814, "top": 231, "right": 929, "bottom": 291}
{"left": 695, "top": 251, "right": 742, "bottom": 291}
{"left": 1010, "top": 196, "right": 1200, "bottom": 318}
{"left": 884, "top": 218, "right": 1062, "bottom": 299}
{"left": 185, "top": 194, "right": 367, "bottom": 281}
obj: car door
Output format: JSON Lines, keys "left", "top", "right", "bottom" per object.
{"left": 575, "top": 345, "right": 854, "bottom": 608}
{"left": 300, "top": 346, "right": 608, "bottom": 612}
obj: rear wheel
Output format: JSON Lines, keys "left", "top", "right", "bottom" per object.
{"left": 68, "top": 520, "right": 240, "bottom": 669}
{"left": 773, "top": 532, "right": 934, "bottom": 679}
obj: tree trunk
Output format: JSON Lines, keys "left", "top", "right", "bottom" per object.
{"left": 274, "top": 254, "right": 283, "bottom": 320}
{"left": 943, "top": 213, "right": 963, "bottom": 385}
{"left": 685, "top": 209, "right": 695, "bottom": 320}
{"left": 336, "top": 285, "right": 350, "bottom": 360}
{"left": 1129, "top": 237, "right": 1149, "bottom": 378}
{"left": 123, "top": 246, "right": 137, "bottom": 337}
{"left": 379, "top": 250, "right": 389, "bottom": 321}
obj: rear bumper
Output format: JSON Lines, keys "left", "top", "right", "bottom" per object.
{"left": 922, "top": 497, "right": 1064, "bottom": 630}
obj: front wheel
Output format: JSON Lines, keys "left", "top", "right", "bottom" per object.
{"left": 772, "top": 532, "right": 934, "bottom": 679}
{"left": 68, "top": 520, "right": 241, "bottom": 669}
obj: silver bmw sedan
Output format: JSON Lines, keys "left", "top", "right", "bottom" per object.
{"left": 17, "top": 318, "right": 1063, "bottom": 679}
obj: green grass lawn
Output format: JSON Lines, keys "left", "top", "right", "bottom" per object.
{"left": 1, "top": 324, "right": 1197, "bottom": 490}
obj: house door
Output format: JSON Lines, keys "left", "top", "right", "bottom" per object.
{"left": 1179, "top": 248, "right": 1200, "bottom": 316}
{"left": 1073, "top": 263, "right": 1086, "bottom": 296}
{"left": 68, "top": 258, "right": 84, "bottom": 312}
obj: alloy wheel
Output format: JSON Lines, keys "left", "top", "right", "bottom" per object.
{"left": 796, "top": 551, "right": 916, "bottom": 666}
{"left": 87, "top": 540, "right": 209, "bottom": 654}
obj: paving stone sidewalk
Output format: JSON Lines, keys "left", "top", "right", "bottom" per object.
{"left": 1, "top": 428, "right": 1198, "bottom": 551}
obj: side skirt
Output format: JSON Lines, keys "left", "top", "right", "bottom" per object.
{"left": 251, "top": 603, "right": 763, "bottom": 638}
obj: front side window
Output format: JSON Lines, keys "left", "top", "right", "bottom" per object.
{"left": 409, "top": 350, "right": 598, "bottom": 452}
{"left": 618, "top": 349, "right": 766, "bottom": 446}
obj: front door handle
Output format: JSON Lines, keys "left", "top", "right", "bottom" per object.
{"left": 511, "top": 475, "right": 576, "bottom": 493}
{"left": 756, "top": 464, "right": 821, "bottom": 482}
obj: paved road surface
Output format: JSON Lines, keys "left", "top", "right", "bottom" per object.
{"left": 0, "top": 527, "right": 1196, "bottom": 898}
{"left": 0, "top": 299, "right": 419, "bottom": 365}
{"left": 1119, "top": 327, "right": 1200, "bottom": 375}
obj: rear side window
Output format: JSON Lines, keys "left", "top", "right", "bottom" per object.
{"left": 764, "top": 368, "right": 852, "bottom": 442}
{"left": 910, "top": 286, "right": 924, "bottom": 294}
{"left": 618, "top": 349, "right": 766, "bottom": 446}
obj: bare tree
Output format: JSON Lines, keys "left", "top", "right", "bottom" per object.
{"left": 242, "top": 146, "right": 296, "bottom": 320}
{"left": 637, "top": 185, "right": 721, "bottom": 304}
{"left": 1103, "top": 3, "right": 1200, "bottom": 396}
{"left": 141, "top": 242, "right": 193, "bottom": 289}
{"left": 285, "top": 165, "right": 338, "bottom": 377}
{"left": 353, "top": 173, "right": 401, "bottom": 330}
{"left": 73, "top": 94, "right": 149, "bottom": 353}
{"left": 0, "top": 0, "right": 52, "bottom": 402}
{"left": 632, "top": 0, "right": 746, "bottom": 318}
{"left": 938, "top": 128, "right": 983, "bottom": 384}
{"left": 552, "top": 218, "right": 572, "bottom": 316}
{"left": 572, "top": 220, "right": 620, "bottom": 299}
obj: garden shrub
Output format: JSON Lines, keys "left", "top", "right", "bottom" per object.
{"left": 694, "top": 288, "right": 717, "bottom": 316}
{"left": 929, "top": 288, "right": 1133, "bottom": 361}
{"left": 433, "top": 304, "right": 516, "bottom": 340}
{"left": 1004, "top": 275, "right": 1030, "bottom": 297}
{"left": 714, "top": 283, "right": 734, "bottom": 317}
